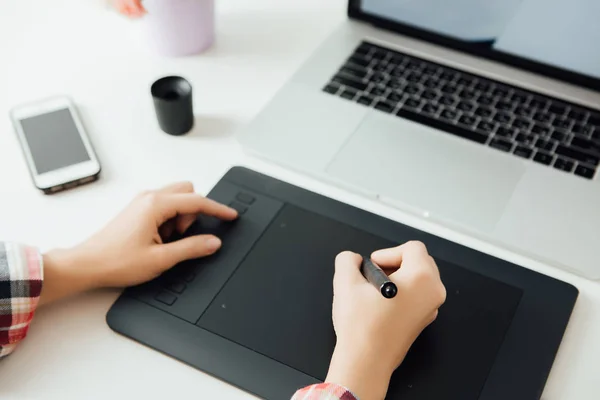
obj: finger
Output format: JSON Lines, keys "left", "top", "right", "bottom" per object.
{"left": 159, "top": 219, "right": 176, "bottom": 240}
{"left": 156, "top": 194, "right": 238, "bottom": 225}
{"left": 176, "top": 214, "right": 198, "bottom": 234}
{"left": 153, "top": 235, "right": 222, "bottom": 268}
{"left": 371, "top": 241, "right": 429, "bottom": 268}
{"left": 156, "top": 183, "right": 198, "bottom": 234}
{"left": 387, "top": 243, "right": 437, "bottom": 281}
{"left": 333, "top": 251, "right": 365, "bottom": 293}
{"left": 158, "top": 181, "right": 194, "bottom": 195}
{"left": 133, "top": 0, "right": 146, "bottom": 13}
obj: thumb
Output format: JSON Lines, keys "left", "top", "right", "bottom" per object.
{"left": 154, "top": 235, "right": 222, "bottom": 268}
{"left": 333, "top": 251, "right": 365, "bottom": 293}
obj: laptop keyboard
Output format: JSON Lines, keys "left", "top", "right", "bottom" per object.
{"left": 323, "top": 42, "right": 600, "bottom": 180}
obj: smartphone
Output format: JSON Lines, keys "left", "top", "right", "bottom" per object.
{"left": 10, "top": 96, "right": 101, "bottom": 194}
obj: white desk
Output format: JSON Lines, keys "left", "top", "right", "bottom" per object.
{"left": 0, "top": 1, "right": 599, "bottom": 399}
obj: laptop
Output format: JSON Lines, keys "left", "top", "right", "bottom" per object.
{"left": 237, "top": 0, "right": 600, "bottom": 279}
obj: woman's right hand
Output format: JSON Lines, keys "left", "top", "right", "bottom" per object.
{"left": 327, "top": 242, "right": 446, "bottom": 400}
{"left": 112, "top": 0, "right": 146, "bottom": 18}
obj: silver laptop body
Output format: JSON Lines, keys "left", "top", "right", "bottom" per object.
{"left": 238, "top": 3, "right": 600, "bottom": 279}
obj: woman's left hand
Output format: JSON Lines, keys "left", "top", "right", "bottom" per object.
{"left": 40, "top": 182, "right": 238, "bottom": 305}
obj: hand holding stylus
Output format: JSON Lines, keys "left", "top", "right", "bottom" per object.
{"left": 327, "top": 242, "right": 446, "bottom": 400}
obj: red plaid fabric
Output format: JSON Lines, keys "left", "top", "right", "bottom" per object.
{"left": 292, "top": 383, "right": 358, "bottom": 400}
{"left": 0, "top": 242, "right": 43, "bottom": 358}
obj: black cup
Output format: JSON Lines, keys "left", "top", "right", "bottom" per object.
{"left": 151, "top": 76, "right": 194, "bottom": 136}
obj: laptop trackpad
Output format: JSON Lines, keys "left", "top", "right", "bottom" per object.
{"left": 326, "top": 112, "right": 526, "bottom": 232}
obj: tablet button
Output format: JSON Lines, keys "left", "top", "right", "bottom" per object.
{"left": 229, "top": 201, "right": 248, "bottom": 215}
{"left": 155, "top": 291, "right": 177, "bottom": 306}
{"left": 183, "top": 271, "right": 196, "bottom": 283}
{"left": 236, "top": 193, "right": 255, "bottom": 205}
{"left": 167, "top": 281, "right": 186, "bottom": 294}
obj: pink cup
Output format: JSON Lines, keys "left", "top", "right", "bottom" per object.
{"left": 142, "top": 0, "right": 215, "bottom": 57}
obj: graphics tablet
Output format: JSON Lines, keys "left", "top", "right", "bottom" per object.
{"left": 107, "top": 167, "right": 578, "bottom": 400}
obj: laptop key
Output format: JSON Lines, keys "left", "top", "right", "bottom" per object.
{"left": 551, "top": 130, "right": 568, "bottom": 142}
{"left": 475, "top": 107, "right": 493, "bottom": 118}
{"left": 374, "top": 101, "right": 396, "bottom": 114}
{"left": 534, "top": 138, "right": 556, "bottom": 152}
{"left": 571, "top": 136, "right": 600, "bottom": 154}
{"left": 588, "top": 113, "right": 600, "bottom": 125}
{"left": 423, "top": 79, "right": 438, "bottom": 88}
{"left": 572, "top": 123, "right": 594, "bottom": 137}
{"left": 396, "top": 108, "right": 489, "bottom": 144}
{"left": 474, "top": 80, "right": 491, "bottom": 91}
{"left": 496, "top": 126, "right": 517, "bottom": 138}
{"left": 389, "top": 80, "right": 404, "bottom": 90}
{"left": 533, "top": 151, "right": 553, "bottom": 165}
{"left": 357, "top": 95, "right": 375, "bottom": 106}
{"left": 530, "top": 97, "right": 549, "bottom": 109}
{"left": 513, "top": 118, "right": 532, "bottom": 130}
{"left": 496, "top": 101, "right": 514, "bottom": 111}
{"left": 553, "top": 158, "right": 575, "bottom": 173}
{"left": 494, "top": 112, "right": 512, "bottom": 124}
{"left": 355, "top": 43, "right": 371, "bottom": 56}
{"left": 548, "top": 103, "right": 568, "bottom": 116}
{"left": 340, "top": 66, "right": 368, "bottom": 80}
{"left": 568, "top": 108, "right": 587, "bottom": 122}
{"left": 423, "top": 89, "right": 439, "bottom": 100}
{"left": 403, "top": 97, "right": 423, "bottom": 109}
{"left": 440, "top": 95, "right": 457, "bottom": 106}
{"left": 332, "top": 75, "right": 368, "bottom": 91}
{"left": 457, "top": 101, "right": 476, "bottom": 112}
{"left": 478, "top": 95, "right": 494, "bottom": 106}
{"left": 574, "top": 164, "right": 596, "bottom": 179}
{"left": 441, "top": 84, "right": 458, "bottom": 94}
{"left": 348, "top": 56, "right": 370, "bottom": 68}
{"left": 422, "top": 103, "right": 441, "bottom": 115}
{"left": 554, "top": 117, "right": 573, "bottom": 131}
{"left": 386, "top": 92, "right": 404, "bottom": 103}
{"left": 441, "top": 109, "right": 459, "bottom": 121}
{"left": 555, "top": 145, "right": 600, "bottom": 166}
{"left": 323, "top": 84, "right": 340, "bottom": 94}
{"left": 369, "top": 86, "right": 387, "bottom": 96}
{"left": 515, "top": 133, "right": 535, "bottom": 146}
{"left": 515, "top": 106, "right": 534, "bottom": 117}
{"left": 489, "top": 138, "right": 513, "bottom": 152}
{"left": 458, "top": 115, "right": 477, "bottom": 126}
{"left": 510, "top": 91, "right": 530, "bottom": 105}
{"left": 532, "top": 124, "right": 551, "bottom": 137}
{"left": 404, "top": 83, "right": 420, "bottom": 95}
{"left": 340, "top": 89, "right": 358, "bottom": 100}
{"left": 461, "top": 89, "right": 478, "bottom": 100}
{"left": 514, "top": 146, "right": 533, "bottom": 159}
{"left": 533, "top": 112, "right": 553, "bottom": 124}
{"left": 492, "top": 86, "right": 510, "bottom": 97}
{"left": 477, "top": 120, "right": 497, "bottom": 134}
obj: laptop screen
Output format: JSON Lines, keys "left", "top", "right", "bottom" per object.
{"left": 354, "top": 0, "right": 600, "bottom": 90}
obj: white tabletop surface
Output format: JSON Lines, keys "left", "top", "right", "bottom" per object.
{"left": 1, "top": 1, "right": 599, "bottom": 399}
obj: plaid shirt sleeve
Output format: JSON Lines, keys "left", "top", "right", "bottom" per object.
{"left": 292, "top": 383, "right": 358, "bottom": 400}
{"left": 0, "top": 242, "right": 43, "bottom": 358}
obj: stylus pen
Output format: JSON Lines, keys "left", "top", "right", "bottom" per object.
{"left": 361, "top": 257, "right": 398, "bottom": 299}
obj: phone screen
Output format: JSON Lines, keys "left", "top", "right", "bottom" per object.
{"left": 19, "top": 108, "right": 91, "bottom": 174}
